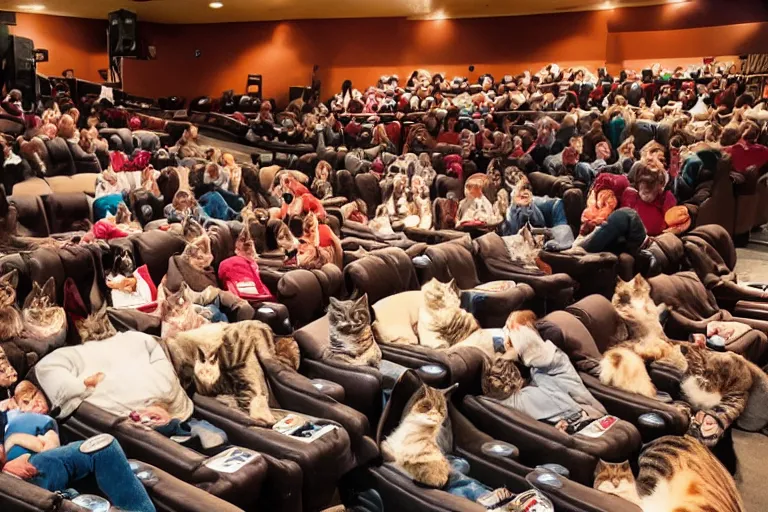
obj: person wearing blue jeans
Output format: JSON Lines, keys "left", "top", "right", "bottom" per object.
{"left": 0, "top": 381, "right": 155, "bottom": 512}
{"left": 502, "top": 193, "right": 574, "bottom": 251}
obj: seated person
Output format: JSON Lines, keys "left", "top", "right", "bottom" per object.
{"left": 0, "top": 381, "right": 156, "bottom": 512}
{"left": 456, "top": 174, "right": 503, "bottom": 228}
{"left": 622, "top": 163, "right": 676, "bottom": 236}
{"left": 578, "top": 173, "right": 630, "bottom": 240}
{"left": 165, "top": 189, "right": 238, "bottom": 224}
{"left": 502, "top": 177, "right": 574, "bottom": 251}
{"left": 483, "top": 311, "right": 607, "bottom": 434}
{"left": 218, "top": 226, "right": 276, "bottom": 302}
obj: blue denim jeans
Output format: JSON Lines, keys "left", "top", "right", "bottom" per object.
{"left": 28, "top": 440, "right": 155, "bottom": 512}
{"left": 443, "top": 456, "right": 491, "bottom": 502}
{"left": 199, "top": 191, "right": 238, "bottom": 221}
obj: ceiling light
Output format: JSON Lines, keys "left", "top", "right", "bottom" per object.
{"left": 431, "top": 9, "right": 447, "bottom": 20}
{"left": 600, "top": 1, "right": 613, "bottom": 10}
{"left": 209, "top": 2, "right": 223, "bottom": 8}
{"left": 18, "top": 4, "right": 45, "bottom": 10}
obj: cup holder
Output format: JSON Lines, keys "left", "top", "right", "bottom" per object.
{"left": 481, "top": 441, "right": 519, "bottom": 459}
{"left": 535, "top": 463, "right": 569, "bottom": 478}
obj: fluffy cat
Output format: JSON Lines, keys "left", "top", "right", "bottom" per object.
{"left": 182, "top": 235, "right": 214, "bottom": 271}
{"left": 0, "top": 269, "right": 23, "bottom": 341}
{"left": 381, "top": 383, "right": 457, "bottom": 488}
{"left": 325, "top": 294, "right": 381, "bottom": 368}
{"left": 501, "top": 224, "right": 545, "bottom": 271}
{"left": 167, "top": 321, "right": 278, "bottom": 427}
{"left": 481, "top": 354, "right": 525, "bottom": 400}
{"left": 600, "top": 275, "right": 687, "bottom": 398}
{"left": 111, "top": 248, "right": 135, "bottom": 278}
{"left": 182, "top": 215, "right": 206, "bottom": 242}
{"left": 418, "top": 278, "right": 485, "bottom": 352}
{"left": 235, "top": 223, "right": 257, "bottom": 261}
{"left": 594, "top": 435, "right": 744, "bottom": 512}
{"left": 75, "top": 303, "right": 117, "bottom": 342}
{"left": 22, "top": 278, "right": 66, "bottom": 339}
{"left": 159, "top": 283, "right": 209, "bottom": 340}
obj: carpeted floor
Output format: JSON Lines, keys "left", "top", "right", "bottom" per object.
{"left": 733, "top": 243, "right": 768, "bottom": 512}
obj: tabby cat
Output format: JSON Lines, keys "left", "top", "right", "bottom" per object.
{"left": 182, "top": 216, "right": 206, "bottom": 242}
{"left": 235, "top": 223, "right": 257, "bottom": 261}
{"left": 167, "top": 321, "right": 278, "bottom": 427}
{"left": 594, "top": 435, "right": 744, "bottom": 511}
{"left": 481, "top": 354, "right": 525, "bottom": 401}
{"left": 182, "top": 235, "right": 214, "bottom": 271}
{"left": 600, "top": 275, "right": 687, "bottom": 398}
{"left": 381, "top": 383, "right": 456, "bottom": 488}
{"left": 75, "top": 303, "right": 117, "bottom": 342}
{"left": 22, "top": 278, "right": 66, "bottom": 339}
{"left": 325, "top": 295, "right": 381, "bottom": 367}
{"left": 501, "top": 224, "right": 545, "bottom": 271}
{"left": 0, "top": 269, "right": 23, "bottom": 340}
{"left": 159, "top": 283, "right": 209, "bottom": 340}
{"left": 418, "top": 279, "right": 484, "bottom": 351}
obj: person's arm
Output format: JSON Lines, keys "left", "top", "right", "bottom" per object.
{"left": 35, "top": 352, "right": 97, "bottom": 418}
{"left": 5, "top": 434, "right": 44, "bottom": 454}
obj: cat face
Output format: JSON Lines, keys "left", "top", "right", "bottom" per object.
{"left": 405, "top": 384, "right": 454, "bottom": 427}
{"left": 272, "top": 222, "right": 299, "bottom": 253}
{"left": 112, "top": 249, "right": 135, "bottom": 277}
{"left": 75, "top": 304, "right": 116, "bottom": 342}
{"left": 612, "top": 274, "right": 655, "bottom": 314}
{"left": 193, "top": 345, "right": 221, "bottom": 390}
{"left": 482, "top": 356, "right": 524, "bottom": 400}
{"left": 302, "top": 212, "right": 319, "bottom": 240}
{"left": 22, "top": 278, "right": 59, "bottom": 324}
{"left": 328, "top": 295, "right": 370, "bottom": 334}
{"left": 160, "top": 283, "right": 194, "bottom": 320}
{"left": 183, "top": 235, "right": 214, "bottom": 270}
{"left": 235, "top": 225, "right": 257, "bottom": 261}
{"left": 0, "top": 269, "right": 19, "bottom": 308}
{"left": 182, "top": 216, "right": 206, "bottom": 242}
{"left": 0, "top": 346, "right": 18, "bottom": 388}
{"left": 593, "top": 460, "right": 635, "bottom": 495}
{"left": 422, "top": 278, "right": 461, "bottom": 310}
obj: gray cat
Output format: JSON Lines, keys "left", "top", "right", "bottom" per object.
{"left": 325, "top": 294, "right": 381, "bottom": 368}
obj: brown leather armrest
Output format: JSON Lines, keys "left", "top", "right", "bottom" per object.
{"left": 733, "top": 300, "right": 768, "bottom": 321}
{"left": 0, "top": 473, "right": 87, "bottom": 511}
{"left": 525, "top": 470, "right": 642, "bottom": 512}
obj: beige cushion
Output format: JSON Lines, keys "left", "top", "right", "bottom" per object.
{"left": 46, "top": 174, "right": 99, "bottom": 196}
{"left": 372, "top": 290, "right": 422, "bottom": 345}
{"left": 11, "top": 178, "right": 52, "bottom": 196}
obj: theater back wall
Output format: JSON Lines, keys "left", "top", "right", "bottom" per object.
{"left": 10, "top": 0, "right": 768, "bottom": 106}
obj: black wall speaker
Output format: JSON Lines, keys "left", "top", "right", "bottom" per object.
{"left": 5, "top": 35, "right": 37, "bottom": 104}
{"left": 109, "top": 9, "right": 138, "bottom": 57}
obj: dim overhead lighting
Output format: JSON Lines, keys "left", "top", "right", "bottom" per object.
{"left": 600, "top": 1, "right": 613, "bottom": 9}
{"left": 431, "top": 9, "right": 447, "bottom": 20}
{"left": 18, "top": 4, "right": 45, "bottom": 10}
{"left": 209, "top": 2, "right": 223, "bottom": 8}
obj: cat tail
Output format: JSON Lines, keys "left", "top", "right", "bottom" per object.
{"left": 242, "top": 320, "right": 278, "bottom": 362}
{"left": 600, "top": 347, "right": 656, "bottom": 398}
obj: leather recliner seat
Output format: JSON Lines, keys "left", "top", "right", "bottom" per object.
{"left": 374, "top": 370, "right": 639, "bottom": 512}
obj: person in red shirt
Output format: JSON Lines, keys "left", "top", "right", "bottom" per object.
{"left": 621, "top": 163, "right": 676, "bottom": 236}
{"left": 722, "top": 121, "right": 768, "bottom": 174}
{"left": 436, "top": 110, "right": 460, "bottom": 145}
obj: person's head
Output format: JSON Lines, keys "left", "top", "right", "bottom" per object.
{"left": 562, "top": 146, "right": 579, "bottom": 166}
{"left": 513, "top": 181, "right": 533, "bottom": 207}
{"left": 58, "top": 114, "right": 76, "bottom": 139}
{"left": 172, "top": 189, "right": 195, "bottom": 211}
{"left": 8, "top": 89, "right": 21, "bottom": 103}
{"left": 740, "top": 121, "right": 760, "bottom": 144}
{"left": 67, "top": 107, "right": 80, "bottom": 124}
{"left": 62, "top": 69, "right": 75, "bottom": 79}
{"left": 205, "top": 163, "right": 219, "bottom": 179}
{"left": 14, "top": 380, "right": 49, "bottom": 414}
{"left": 0, "top": 347, "right": 18, "bottom": 388}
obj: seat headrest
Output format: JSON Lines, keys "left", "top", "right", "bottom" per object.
{"left": 376, "top": 369, "right": 425, "bottom": 445}
{"left": 685, "top": 224, "right": 736, "bottom": 271}
{"left": 565, "top": 295, "right": 621, "bottom": 353}
{"left": 424, "top": 241, "right": 479, "bottom": 290}
{"left": 537, "top": 310, "right": 602, "bottom": 361}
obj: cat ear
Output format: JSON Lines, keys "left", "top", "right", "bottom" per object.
{"left": 356, "top": 293, "right": 369, "bottom": 310}
{"left": 42, "top": 277, "right": 56, "bottom": 302}
{"left": 441, "top": 382, "right": 459, "bottom": 398}
{"left": 620, "top": 461, "right": 632, "bottom": 471}
{"left": 448, "top": 279, "right": 460, "bottom": 295}
{"left": 0, "top": 269, "right": 19, "bottom": 289}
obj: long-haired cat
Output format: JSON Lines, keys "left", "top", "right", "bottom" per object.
{"left": 297, "top": 212, "right": 343, "bottom": 270}
{"left": 235, "top": 223, "right": 257, "bottom": 261}
{"left": 502, "top": 224, "right": 545, "bottom": 272}
{"left": 182, "top": 235, "right": 214, "bottom": 271}
{"left": 600, "top": 275, "right": 687, "bottom": 398}
{"left": 381, "top": 383, "right": 457, "bottom": 488}
{"left": 0, "top": 269, "right": 23, "bottom": 340}
{"left": 418, "top": 278, "right": 482, "bottom": 351}
{"left": 325, "top": 294, "right": 381, "bottom": 368}
{"left": 159, "top": 283, "right": 209, "bottom": 340}
{"left": 22, "top": 278, "right": 66, "bottom": 339}
{"left": 594, "top": 435, "right": 744, "bottom": 512}
{"left": 167, "top": 321, "right": 278, "bottom": 427}
{"left": 75, "top": 303, "right": 117, "bottom": 342}
{"left": 182, "top": 216, "right": 206, "bottom": 242}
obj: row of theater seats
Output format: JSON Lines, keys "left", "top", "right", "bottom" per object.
{"left": 3, "top": 213, "right": 767, "bottom": 511}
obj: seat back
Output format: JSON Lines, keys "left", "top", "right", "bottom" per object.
{"left": 537, "top": 310, "right": 604, "bottom": 363}
{"left": 8, "top": 178, "right": 52, "bottom": 197}
{"left": 9, "top": 195, "right": 50, "bottom": 236}
{"left": 565, "top": 295, "right": 623, "bottom": 354}
{"left": 344, "top": 247, "right": 419, "bottom": 304}
{"left": 24, "top": 248, "right": 67, "bottom": 305}
{"left": 44, "top": 137, "right": 76, "bottom": 176}
{"left": 685, "top": 224, "right": 737, "bottom": 271}
{"left": 424, "top": 240, "right": 480, "bottom": 290}
{"left": 354, "top": 173, "right": 381, "bottom": 219}
{"left": 43, "top": 193, "right": 92, "bottom": 233}
{"left": 46, "top": 174, "right": 99, "bottom": 195}
{"left": 131, "top": 230, "right": 186, "bottom": 286}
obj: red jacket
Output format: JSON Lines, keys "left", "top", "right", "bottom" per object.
{"left": 723, "top": 140, "right": 768, "bottom": 174}
{"left": 217, "top": 256, "right": 275, "bottom": 302}
{"left": 621, "top": 188, "right": 676, "bottom": 236}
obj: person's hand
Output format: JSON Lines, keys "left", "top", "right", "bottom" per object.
{"left": 84, "top": 372, "right": 105, "bottom": 389}
{"left": 3, "top": 458, "right": 38, "bottom": 479}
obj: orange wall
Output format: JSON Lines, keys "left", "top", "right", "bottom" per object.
{"left": 6, "top": 0, "right": 768, "bottom": 106}
{"left": 12, "top": 13, "right": 108, "bottom": 83}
